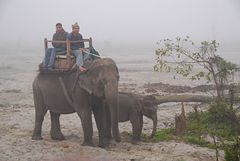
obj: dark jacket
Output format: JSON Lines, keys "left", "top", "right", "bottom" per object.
{"left": 52, "top": 29, "right": 68, "bottom": 50}
{"left": 67, "top": 32, "right": 85, "bottom": 50}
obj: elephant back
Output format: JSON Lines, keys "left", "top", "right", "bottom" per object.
{"left": 84, "top": 58, "right": 119, "bottom": 80}
{"left": 88, "top": 58, "right": 117, "bottom": 70}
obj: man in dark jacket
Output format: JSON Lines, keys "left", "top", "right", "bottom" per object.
{"left": 67, "top": 22, "right": 90, "bottom": 72}
{"left": 43, "top": 23, "right": 68, "bottom": 69}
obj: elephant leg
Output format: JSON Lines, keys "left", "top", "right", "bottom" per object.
{"left": 32, "top": 87, "right": 47, "bottom": 140}
{"left": 104, "top": 104, "right": 112, "bottom": 140}
{"left": 32, "top": 109, "right": 47, "bottom": 140}
{"left": 130, "top": 114, "right": 143, "bottom": 142}
{"left": 50, "top": 111, "right": 65, "bottom": 140}
{"left": 92, "top": 103, "right": 109, "bottom": 148}
{"left": 77, "top": 108, "right": 94, "bottom": 146}
{"left": 150, "top": 113, "right": 158, "bottom": 138}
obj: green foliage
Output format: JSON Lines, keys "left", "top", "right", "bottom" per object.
{"left": 154, "top": 37, "right": 239, "bottom": 159}
{"left": 186, "top": 110, "right": 209, "bottom": 132}
{"left": 153, "top": 111, "right": 211, "bottom": 146}
{"left": 224, "top": 137, "right": 240, "bottom": 161}
{"left": 182, "top": 135, "right": 210, "bottom": 147}
{"left": 184, "top": 111, "right": 212, "bottom": 147}
{"left": 185, "top": 102, "right": 240, "bottom": 140}
{"left": 154, "top": 36, "right": 236, "bottom": 99}
{"left": 153, "top": 128, "right": 174, "bottom": 141}
{"left": 153, "top": 103, "right": 240, "bottom": 150}
{"left": 208, "top": 101, "right": 240, "bottom": 138}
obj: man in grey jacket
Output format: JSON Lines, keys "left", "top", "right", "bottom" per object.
{"left": 43, "top": 23, "right": 68, "bottom": 69}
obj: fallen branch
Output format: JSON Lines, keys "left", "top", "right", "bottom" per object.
{"left": 133, "top": 91, "right": 240, "bottom": 106}
{"left": 153, "top": 94, "right": 213, "bottom": 104}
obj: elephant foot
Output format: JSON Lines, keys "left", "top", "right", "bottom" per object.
{"left": 131, "top": 137, "right": 141, "bottom": 144}
{"left": 32, "top": 134, "right": 43, "bottom": 140}
{"left": 98, "top": 142, "right": 109, "bottom": 148}
{"left": 51, "top": 132, "right": 65, "bottom": 141}
{"left": 81, "top": 141, "right": 94, "bottom": 147}
{"left": 98, "top": 138, "right": 110, "bottom": 148}
{"left": 150, "top": 134, "right": 155, "bottom": 139}
{"left": 115, "top": 136, "right": 121, "bottom": 142}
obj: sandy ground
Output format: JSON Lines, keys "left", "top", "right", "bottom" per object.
{"left": 0, "top": 53, "right": 224, "bottom": 161}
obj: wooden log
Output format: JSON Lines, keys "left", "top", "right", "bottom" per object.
{"left": 154, "top": 94, "right": 213, "bottom": 104}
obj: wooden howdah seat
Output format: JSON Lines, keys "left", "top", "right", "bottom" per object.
{"left": 39, "top": 38, "right": 93, "bottom": 73}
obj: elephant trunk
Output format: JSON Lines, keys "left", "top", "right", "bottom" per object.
{"left": 105, "top": 82, "right": 121, "bottom": 142}
{"left": 150, "top": 113, "right": 158, "bottom": 138}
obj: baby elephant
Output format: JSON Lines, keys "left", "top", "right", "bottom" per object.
{"left": 117, "top": 92, "right": 158, "bottom": 142}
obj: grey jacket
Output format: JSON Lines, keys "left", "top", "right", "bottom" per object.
{"left": 52, "top": 29, "right": 68, "bottom": 50}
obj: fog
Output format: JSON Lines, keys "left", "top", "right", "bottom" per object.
{"left": 0, "top": 0, "right": 240, "bottom": 53}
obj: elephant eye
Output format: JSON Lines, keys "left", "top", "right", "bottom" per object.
{"left": 98, "top": 81, "right": 104, "bottom": 90}
{"left": 102, "top": 79, "right": 107, "bottom": 85}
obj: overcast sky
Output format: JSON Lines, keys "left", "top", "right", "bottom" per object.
{"left": 0, "top": 0, "right": 239, "bottom": 50}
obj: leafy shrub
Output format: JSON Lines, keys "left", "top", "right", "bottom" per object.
{"left": 182, "top": 135, "right": 209, "bottom": 147}
{"left": 154, "top": 128, "right": 174, "bottom": 141}
{"left": 224, "top": 137, "right": 240, "bottom": 161}
{"left": 208, "top": 101, "right": 240, "bottom": 138}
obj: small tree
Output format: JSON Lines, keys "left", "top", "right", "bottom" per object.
{"left": 154, "top": 36, "right": 236, "bottom": 100}
{"left": 154, "top": 36, "right": 240, "bottom": 160}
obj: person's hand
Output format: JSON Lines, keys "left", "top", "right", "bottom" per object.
{"left": 79, "top": 66, "right": 87, "bottom": 72}
{"left": 79, "top": 48, "right": 84, "bottom": 52}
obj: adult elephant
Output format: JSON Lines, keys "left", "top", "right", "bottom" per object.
{"left": 32, "top": 58, "right": 121, "bottom": 147}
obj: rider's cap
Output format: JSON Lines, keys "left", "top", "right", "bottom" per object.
{"left": 72, "top": 22, "right": 79, "bottom": 29}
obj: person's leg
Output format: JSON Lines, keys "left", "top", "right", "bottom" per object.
{"left": 43, "top": 48, "right": 52, "bottom": 68}
{"left": 73, "top": 50, "right": 84, "bottom": 66}
{"left": 72, "top": 50, "right": 86, "bottom": 71}
{"left": 47, "top": 48, "right": 56, "bottom": 69}
{"left": 83, "top": 49, "right": 91, "bottom": 62}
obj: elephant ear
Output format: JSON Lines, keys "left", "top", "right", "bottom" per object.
{"left": 143, "top": 95, "right": 158, "bottom": 106}
{"left": 135, "top": 99, "right": 144, "bottom": 113}
{"left": 77, "top": 68, "right": 104, "bottom": 96}
{"left": 78, "top": 74, "right": 93, "bottom": 95}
